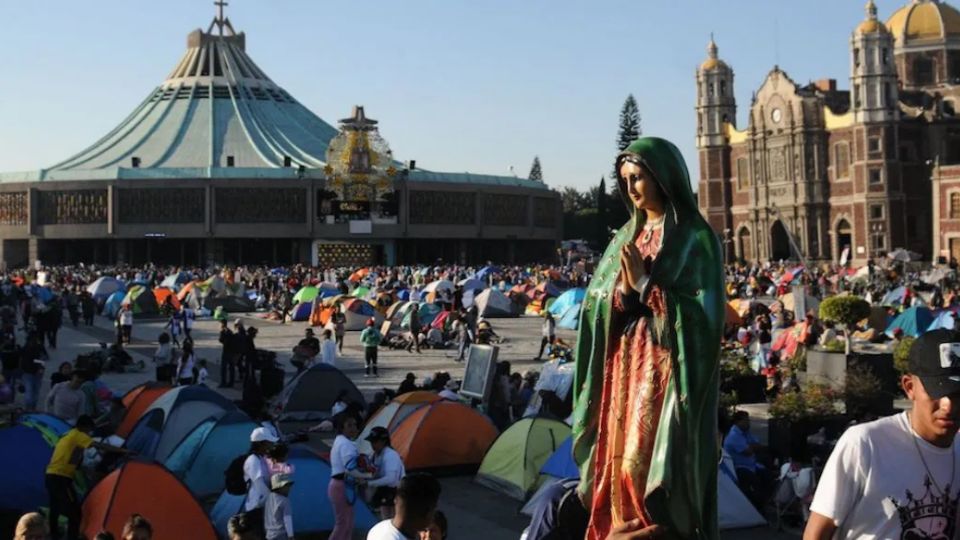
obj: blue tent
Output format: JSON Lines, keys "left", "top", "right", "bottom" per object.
{"left": 556, "top": 304, "right": 581, "bottom": 330}
{"left": 475, "top": 266, "right": 502, "bottom": 282}
{"left": 291, "top": 302, "right": 313, "bottom": 322}
{"left": 319, "top": 286, "right": 341, "bottom": 299}
{"left": 396, "top": 289, "right": 410, "bottom": 301}
{"left": 885, "top": 306, "right": 935, "bottom": 338}
{"left": 880, "top": 286, "right": 907, "bottom": 307}
{"left": 928, "top": 310, "right": 957, "bottom": 331}
{"left": 540, "top": 436, "right": 579, "bottom": 479}
{"left": 104, "top": 290, "right": 127, "bottom": 318}
{"left": 458, "top": 278, "right": 486, "bottom": 292}
{"left": 418, "top": 303, "right": 443, "bottom": 327}
{"left": 210, "top": 446, "right": 378, "bottom": 536}
{"left": 18, "top": 413, "right": 71, "bottom": 439}
{"left": 165, "top": 410, "right": 257, "bottom": 499}
{"left": 126, "top": 386, "right": 236, "bottom": 462}
{"left": 548, "top": 288, "right": 585, "bottom": 316}
{"left": 87, "top": 276, "right": 125, "bottom": 302}
{"left": 0, "top": 424, "right": 60, "bottom": 510}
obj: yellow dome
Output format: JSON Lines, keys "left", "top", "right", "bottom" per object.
{"left": 700, "top": 58, "right": 728, "bottom": 70}
{"left": 886, "top": 0, "right": 960, "bottom": 43}
{"left": 857, "top": 0, "right": 890, "bottom": 34}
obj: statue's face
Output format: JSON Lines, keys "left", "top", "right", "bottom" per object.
{"left": 620, "top": 161, "right": 664, "bottom": 214}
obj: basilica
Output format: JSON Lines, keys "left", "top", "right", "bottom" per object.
{"left": 697, "top": 0, "right": 960, "bottom": 264}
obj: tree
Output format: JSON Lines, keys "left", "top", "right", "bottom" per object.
{"left": 819, "top": 295, "right": 871, "bottom": 355}
{"left": 597, "top": 176, "right": 607, "bottom": 248}
{"left": 616, "top": 94, "right": 642, "bottom": 152}
{"left": 528, "top": 156, "right": 543, "bottom": 182}
{"left": 561, "top": 187, "right": 591, "bottom": 213}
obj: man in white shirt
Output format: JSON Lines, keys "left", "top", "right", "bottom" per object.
{"left": 804, "top": 329, "right": 960, "bottom": 540}
{"left": 362, "top": 427, "right": 406, "bottom": 519}
{"left": 438, "top": 380, "right": 460, "bottom": 401}
{"left": 46, "top": 371, "right": 87, "bottom": 423}
{"left": 366, "top": 473, "right": 441, "bottom": 540}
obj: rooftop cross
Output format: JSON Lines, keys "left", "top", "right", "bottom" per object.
{"left": 210, "top": 0, "right": 235, "bottom": 36}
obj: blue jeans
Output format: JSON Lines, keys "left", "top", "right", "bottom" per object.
{"left": 22, "top": 372, "right": 41, "bottom": 410}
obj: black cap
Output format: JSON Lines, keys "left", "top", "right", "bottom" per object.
{"left": 365, "top": 426, "right": 390, "bottom": 442}
{"left": 908, "top": 329, "right": 960, "bottom": 399}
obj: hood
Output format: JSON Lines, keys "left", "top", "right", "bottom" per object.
{"left": 614, "top": 137, "right": 700, "bottom": 230}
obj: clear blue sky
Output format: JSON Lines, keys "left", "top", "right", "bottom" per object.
{"left": 0, "top": 0, "right": 911, "bottom": 192}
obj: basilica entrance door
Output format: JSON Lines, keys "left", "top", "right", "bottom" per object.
{"left": 836, "top": 219, "right": 852, "bottom": 263}
{"left": 770, "top": 221, "right": 792, "bottom": 261}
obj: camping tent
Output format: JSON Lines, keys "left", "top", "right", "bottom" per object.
{"left": 929, "top": 310, "right": 957, "bottom": 331}
{"left": 103, "top": 290, "right": 127, "bottom": 319}
{"left": 391, "top": 401, "right": 499, "bottom": 471}
{"left": 357, "top": 391, "right": 441, "bottom": 455}
{"left": 153, "top": 287, "right": 181, "bottom": 311}
{"left": 779, "top": 292, "right": 821, "bottom": 315}
{"left": 540, "top": 436, "right": 578, "bottom": 479}
{"left": 81, "top": 460, "right": 216, "bottom": 540}
{"left": 211, "top": 446, "right": 378, "bottom": 537}
{"left": 548, "top": 288, "right": 585, "bottom": 316}
{"left": 87, "top": 277, "right": 125, "bottom": 301}
{"left": 293, "top": 286, "right": 319, "bottom": 305}
{"left": 474, "top": 266, "right": 501, "bottom": 282}
{"left": 885, "top": 306, "right": 935, "bottom": 337}
{"left": 475, "top": 289, "right": 517, "bottom": 318}
{"left": 125, "top": 386, "right": 235, "bottom": 462}
{"left": 457, "top": 278, "right": 487, "bottom": 292}
{"left": 160, "top": 272, "right": 192, "bottom": 290}
{"left": 291, "top": 302, "right": 313, "bottom": 322}
{"left": 341, "top": 298, "right": 384, "bottom": 330}
{"left": 204, "top": 294, "right": 255, "bottom": 313}
{"left": 476, "top": 417, "right": 571, "bottom": 499}
{"left": 0, "top": 423, "right": 64, "bottom": 510}
{"left": 164, "top": 410, "right": 257, "bottom": 499}
{"left": 122, "top": 285, "right": 160, "bottom": 317}
{"left": 271, "top": 364, "right": 366, "bottom": 421}
{"left": 556, "top": 304, "right": 581, "bottom": 330}
{"left": 118, "top": 383, "right": 172, "bottom": 438}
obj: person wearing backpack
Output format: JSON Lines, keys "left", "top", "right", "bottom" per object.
{"left": 226, "top": 427, "right": 278, "bottom": 537}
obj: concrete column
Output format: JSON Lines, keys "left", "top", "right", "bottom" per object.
{"left": 205, "top": 185, "right": 213, "bottom": 235}
{"left": 107, "top": 185, "right": 116, "bottom": 236}
{"left": 115, "top": 240, "right": 128, "bottom": 265}
{"left": 28, "top": 238, "right": 40, "bottom": 267}
{"left": 27, "top": 188, "right": 38, "bottom": 236}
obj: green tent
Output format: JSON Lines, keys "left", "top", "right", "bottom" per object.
{"left": 122, "top": 285, "right": 160, "bottom": 317}
{"left": 351, "top": 286, "right": 371, "bottom": 299}
{"left": 292, "top": 286, "right": 319, "bottom": 305}
{"left": 475, "top": 417, "right": 570, "bottom": 500}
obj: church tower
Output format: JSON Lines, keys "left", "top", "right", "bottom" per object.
{"left": 851, "top": 0, "right": 898, "bottom": 124}
{"left": 696, "top": 36, "right": 735, "bottom": 246}
{"left": 696, "top": 36, "right": 736, "bottom": 147}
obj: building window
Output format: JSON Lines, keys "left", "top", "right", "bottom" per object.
{"left": 914, "top": 56, "right": 934, "bottom": 86}
{"left": 834, "top": 143, "right": 850, "bottom": 179}
{"left": 869, "top": 203, "right": 884, "bottom": 220}
{"left": 885, "top": 83, "right": 893, "bottom": 108}
{"left": 737, "top": 158, "right": 750, "bottom": 190}
{"left": 882, "top": 48, "right": 889, "bottom": 65}
{"left": 951, "top": 192, "right": 960, "bottom": 219}
{"left": 709, "top": 82, "right": 715, "bottom": 97}
{"left": 869, "top": 169, "right": 882, "bottom": 184}
{"left": 868, "top": 137, "right": 881, "bottom": 154}
{"left": 854, "top": 84, "right": 861, "bottom": 108}
{"left": 720, "top": 80, "right": 727, "bottom": 97}
{"left": 854, "top": 48, "right": 861, "bottom": 68}
{"left": 872, "top": 234, "right": 886, "bottom": 251}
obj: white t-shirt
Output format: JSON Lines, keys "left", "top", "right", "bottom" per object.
{"left": 243, "top": 454, "right": 270, "bottom": 511}
{"left": 321, "top": 339, "right": 337, "bottom": 366}
{"left": 330, "top": 434, "right": 358, "bottom": 476}
{"left": 120, "top": 310, "right": 133, "bottom": 326}
{"left": 368, "top": 447, "right": 405, "bottom": 489}
{"left": 197, "top": 367, "right": 208, "bottom": 385}
{"left": 366, "top": 519, "right": 408, "bottom": 540}
{"left": 810, "top": 412, "right": 960, "bottom": 539}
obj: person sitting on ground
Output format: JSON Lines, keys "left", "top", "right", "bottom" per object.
{"left": 361, "top": 427, "right": 406, "bottom": 519}
{"left": 50, "top": 361, "right": 73, "bottom": 387}
{"left": 366, "top": 472, "right": 442, "bottom": 540}
{"left": 15, "top": 512, "right": 48, "bottom": 540}
{"left": 397, "top": 373, "right": 417, "bottom": 396}
{"left": 121, "top": 513, "right": 153, "bottom": 540}
{"left": 438, "top": 380, "right": 459, "bottom": 401}
{"left": 292, "top": 328, "right": 320, "bottom": 373}
{"left": 722, "top": 411, "right": 772, "bottom": 512}
{"left": 46, "top": 369, "right": 88, "bottom": 424}
{"left": 265, "top": 473, "right": 295, "bottom": 540}
{"left": 419, "top": 510, "right": 448, "bottom": 540}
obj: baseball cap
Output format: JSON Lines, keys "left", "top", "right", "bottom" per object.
{"left": 270, "top": 472, "right": 294, "bottom": 490}
{"left": 908, "top": 329, "right": 960, "bottom": 399}
{"left": 365, "top": 426, "right": 390, "bottom": 442}
{"left": 250, "top": 427, "right": 279, "bottom": 443}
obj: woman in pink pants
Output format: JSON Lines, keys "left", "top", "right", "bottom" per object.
{"left": 328, "top": 413, "right": 361, "bottom": 540}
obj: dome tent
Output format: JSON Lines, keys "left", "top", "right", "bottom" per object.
{"left": 117, "top": 382, "right": 172, "bottom": 438}
{"left": 122, "top": 284, "right": 160, "bottom": 317}
{"left": 271, "top": 363, "right": 365, "bottom": 421}
{"left": 357, "top": 391, "right": 441, "bottom": 455}
{"left": 125, "top": 385, "right": 235, "bottom": 462}
{"left": 87, "top": 276, "right": 125, "bottom": 302}
{"left": 164, "top": 410, "right": 257, "bottom": 499}
{"left": 476, "top": 417, "right": 571, "bottom": 500}
{"left": 81, "top": 460, "right": 216, "bottom": 540}
{"left": 390, "top": 401, "right": 499, "bottom": 471}
{"left": 474, "top": 288, "right": 517, "bottom": 318}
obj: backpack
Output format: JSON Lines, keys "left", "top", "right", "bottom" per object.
{"left": 224, "top": 453, "right": 251, "bottom": 495}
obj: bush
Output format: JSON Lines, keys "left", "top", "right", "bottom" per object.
{"left": 819, "top": 296, "right": 871, "bottom": 327}
{"left": 822, "top": 339, "right": 846, "bottom": 353}
{"left": 769, "top": 383, "right": 840, "bottom": 421}
{"left": 894, "top": 336, "right": 915, "bottom": 375}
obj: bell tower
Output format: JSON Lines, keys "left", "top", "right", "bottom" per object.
{"left": 851, "top": 0, "right": 898, "bottom": 124}
{"left": 696, "top": 35, "right": 735, "bottom": 240}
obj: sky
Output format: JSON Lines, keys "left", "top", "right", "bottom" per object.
{"left": 0, "top": 0, "right": 914, "bottom": 192}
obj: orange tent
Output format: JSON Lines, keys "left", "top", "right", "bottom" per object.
{"left": 348, "top": 268, "right": 369, "bottom": 282}
{"left": 81, "top": 461, "right": 216, "bottom": 540}
{"left": 390, "top": 401, "right": 498, "bottom": 471}
{"left": 153, "top": 287, "right": 181, "bottom": 311}
{"left": 117, "top": 383, "right": 171, "bottom": 438}
{"left": 357, "top": 391, "right": 441, "bottom": 454}
{"left": 175, "top": 281, "right": 196, "bottom": 301}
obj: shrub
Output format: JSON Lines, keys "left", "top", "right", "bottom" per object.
{"left": 822, "top": 339, "right": 846, "bottom": 353}
{"left": 894, "top": 336, "right": 915, "bottom": 375}
{"left": 819, "top": 296, "right": 871, "bottom": 328}
{"left": 769, "top": 383, "right": 840, "bottom": 421}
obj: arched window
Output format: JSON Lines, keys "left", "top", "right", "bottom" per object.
{"left": 914, "top": 56, "right": 934, "bottom": 86}
{"left": 951, "top": 192, "right": 960, "bottom": 219}
{"left": 720, "top": 80, "right": 727, "bottom": 97}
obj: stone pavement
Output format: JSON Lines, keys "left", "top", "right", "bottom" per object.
{"left": 18, "top": 313, "right": 798, "bottom": 539}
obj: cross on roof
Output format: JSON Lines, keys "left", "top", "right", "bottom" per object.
{"left": 208, "top": 0, "right": 236, "bottom": 36}
{"left": 216, "top": 0, "right": 228, "bottom": 23}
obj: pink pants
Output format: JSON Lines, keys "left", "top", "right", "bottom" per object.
{"left": 328, "top": 478, "right": 354, "bottom": 540}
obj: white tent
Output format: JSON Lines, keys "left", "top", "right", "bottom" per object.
{"left": 718, "top": 452, "right": 767, "bottom": 530}
{"left": 475, "top": 288, "right": 516, "bottom": 318}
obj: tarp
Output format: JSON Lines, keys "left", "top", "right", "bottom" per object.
{"left": 540, "top": 436, "right": 578, "bottom": 479}
{"left": 18, "top": 412, "right": 71, "bottom": 438}
{"left": 357, "top": 391, "right": 441, "bottom": 455}
{"left": 271, "top": 364, "right": 366, "bottom": 421}
{"left": 122, "top": 285, "right": 160, "bottom": 317}
{"left": 164, "top": 410, "right": 257, "bottom": 499}
{"left": 0, "top": 424, "right": 60, "bottom": 510}
{"left": 118, "top": 383, "right": 172, "bottom": 438}
{"left": 211, "top": 446, "right": 378, "bottom": 537}
{"left": 548, "top": 288, "right": 585, "bottom": 316}
{"left": 475, "top": 289, "right": 516, "bottom": 318}
{"left": 154, "top": 287, "right": 181, "bottom": 311}
{"left": 293, "top": 286, "right": 319, "bottom": 305}
{"left": 81, "top": 460, "right": 216, "bottom": 540}
{"left": 125, "top": 386, "right": 235, "bottom": 462}
{"left": 391, "top": 401, "right": 499, "bottom": 471}
{"left": 87, "top": 277, "right": 125, "bottom": 301}
{"left": 885, "top": 306, "right": 935, "bottom": 337}
{"left": 476, "top": 417, "right": 571, "bottom": 500}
